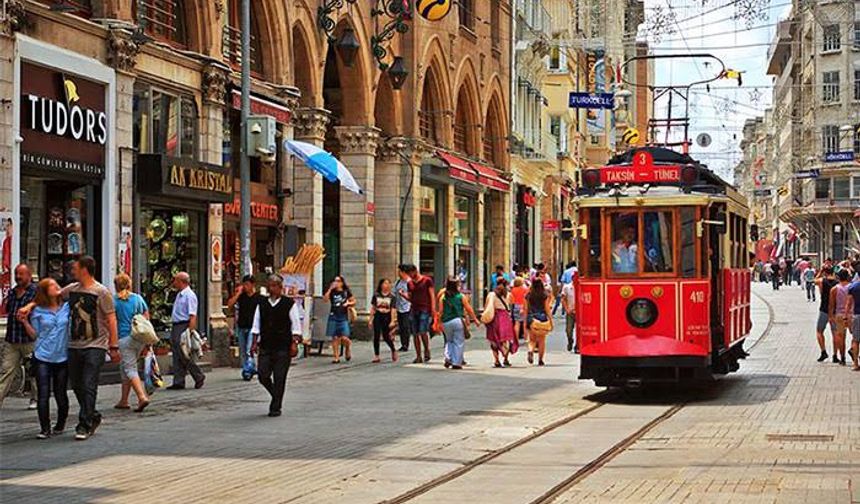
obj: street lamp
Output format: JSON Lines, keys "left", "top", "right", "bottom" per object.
{"left": 388, "top": 56, "right": 408, "bottom": 90}
{"left": 336, "top": 28, "right": 361, "bottom": 67}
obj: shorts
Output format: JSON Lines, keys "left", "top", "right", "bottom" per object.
{"left": 816, "top": 311, "right": 831, "bottom": 333}
{"left": 118, "top": 336, "right": 145, "bottom": 381}
{"left": 411, "top": 311, "right": 432, "bottom": 334}
{"left": 512, "top": 304, "right": 525, "bottom": 323}
{"left": 397, "top": 312, "right": 414, "bottom": 338}
{"left": 527, "top": 312, "right": 548, "bottom": 328}
{"left": 326, "top": 316, "right": 351, "bottom": 338}
{"left": 853, "top": 317, "right": 860, "bottom": 343}
{"left": 834, "top": 315, "right": 852, "bottom": 334}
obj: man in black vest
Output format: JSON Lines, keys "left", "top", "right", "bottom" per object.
{"left": 251, "top": 275, "right": 303, "bottom": 417}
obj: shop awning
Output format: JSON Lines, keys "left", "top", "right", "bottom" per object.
{"left": 436, "top": 151, "right": 479, "bottom": 184}
{"left": 469, "top": 161, "right": 511, "bottom": 192}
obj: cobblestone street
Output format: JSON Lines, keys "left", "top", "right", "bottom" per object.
{"left": 1, "top": 284, "right": 858, "bottom": 503}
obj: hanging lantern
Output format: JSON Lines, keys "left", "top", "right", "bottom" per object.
{"left": 388, "top": 56, "right": 408, "bottom": 90}
{"left": 336, "top": 28, "right": 361, "bottom": 68}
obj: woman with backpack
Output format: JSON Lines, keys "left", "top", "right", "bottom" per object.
{"left": 526, "top": 278, "right": 553, "bottom": 366}
{"left": 482, "top": 278, "right": 518, "bottom": 367}
{"left": 112, "top": 274, "right": 151, "bottom": 412}
{"left": 437, "top": 278, "right": 479, "bottom": 370}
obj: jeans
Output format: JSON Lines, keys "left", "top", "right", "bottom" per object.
{"left": 257, "top": 349, "right": 291, "bottom": 413}
{"left": 0, "top": 341, "right": 36, "bottom": 406}
{"left": 33, "top": 358, "right": 69, "bottom": 433}
{"left": 396, "top": 311, "right": 413, "bottom": 350}
{"left": 566, "top": 313, "right": 577, "bottom": 349}
{"left": 805, "top": 281, "right": 816, "bottom": 301}
{"left": 170, "top": 322, "right": 205, "bottom": 387}
{"left": 236, "top": 327, "right": 256, "bottom": 372}
{"left": 442, "top": 318, "right": 465, "bottom": 366}
{"left": 551, "top": 295, "right": 562, "bottom": 316}
{"left": 373, "top": 314, "right": 396, "bottom": 355}
{"left": 67, "top": 347, "right": 104, "bottom": 433}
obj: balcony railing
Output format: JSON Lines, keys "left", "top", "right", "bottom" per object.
{"left": 516, "top": 0, "right": 553, "bottom": 39}
{"left": 222, "top": 25, "right": 260, "bottom": 72}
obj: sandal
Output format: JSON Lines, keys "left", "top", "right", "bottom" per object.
{"left": 493, "top": 361, "right": 502, "bottom": 368}
{"left": 331, "top": 359, "right": 341, "bottom": 364}
{"left": 134, "top": 399, "right": 150, "bottom": 413}
{"left": 114, "top": 404, "right": 130, "bottom": 410}
{"left": 372, "top": 357, "right": 381, "bottom": 363}
{"left": 503, "top": 359, "right": 511, "bottom": 367}
{"left": 412, "top": 357, "right": 423, "bottom": 364}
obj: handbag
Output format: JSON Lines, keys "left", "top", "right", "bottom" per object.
{"left": 480, "top": 293, "right": 496, "bottom": 324}
{"left": 131, "top": 314, "right": 159, "bottom": 345}
{"left": 530, "top": 318, "right": 553, "bottom": 336}
{"left": 290, "top": 338, "right": 299, "bottom": 358}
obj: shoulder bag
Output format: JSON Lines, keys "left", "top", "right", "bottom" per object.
{"left": 131, "top": 314, "right": 159, "bottom": 345}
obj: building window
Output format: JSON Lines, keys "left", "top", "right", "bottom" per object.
{"left": 823, "top": 24, "right": 841, "bottom": 52}
{"left": 822, "top": 124, "right": 839, "bottom": 154}
{"left": 855, "top": 124, "right": 860, "bottom": 155}
{"left": 37, "top": 0, "right": 91, "bottom": 17}
{"left": 852, "top": 176, "right": 860, "bottom": 199}
{"left": 833, "top": 177, "right": 850, "bottom": 200}
{"left": 223, "top": 0, "right": 263, "bottom": 75}
{"left": 548, "top": 45, "right": 567, "bottom": 72}
{"left": 550, "top": 116, "right": 568, "bottom": 154}
{"left": 459, "top": 0, "right": 475, "bottom": 30}
{"left": 135, "top": 0, "right": 187, "bottom": 45}
{"left": 490, "top": 0, "right": 501, "bottom": 50}
{"left": 822, "top": 71, "right": 840, "bottom": 103}
{"left": 854, "top": 22, "right": 860, "bottom": 50}
{"left": 855, "top": 69, "right": 860, "bottom": 101}
{"left": 133, "top": 85, "right": 198, "bottom": 159}
{"left": 815, "top": 178, "right": 830, "bottom": 200}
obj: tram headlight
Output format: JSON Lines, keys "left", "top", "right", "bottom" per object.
{"left": 626, "top": 298, "right": 658, "bottom": 329}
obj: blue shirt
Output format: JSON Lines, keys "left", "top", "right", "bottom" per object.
{"left": 560, "top": 267, "right": 578, "bottom": 285}
{"left": 31, "top": 304, "right": 70, "bottom": 363}
{"left": 848, "top": 281, "right": 860, "bottom": 315}
{"left": 115, "top": 293, "right": 149, "bottom": 339}
{"left": 489, "top": 272, "right": 512, "bottom": 290}
{"left": 171, "top": 286, "right": 198, "bottom": 323}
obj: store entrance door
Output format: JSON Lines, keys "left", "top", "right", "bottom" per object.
{"left": 323, "top": 179, "right": 341, "bottom": 284}
{"left": 420, "top": 243, "right": 445, "bottom": 288}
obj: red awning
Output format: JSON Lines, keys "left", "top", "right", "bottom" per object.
{"left": 437, "top": 151, "right": 479, "bottom": 184}
{"left": 469, "top": 161, "right": 511, "bottom": 192}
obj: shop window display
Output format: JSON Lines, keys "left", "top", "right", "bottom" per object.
{"left": 139, "top": 209, "right": 200, "bottom": 331}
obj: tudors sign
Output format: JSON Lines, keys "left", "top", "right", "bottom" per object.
{"left": 20, "top": 63, "right": 107, "bottom": 178}
{"left": 137, "top": 154, "right": 232, "bottom": 203}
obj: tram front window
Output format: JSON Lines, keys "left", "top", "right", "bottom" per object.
{"left": 643, "top": 211, "right": 674, "bottom": 273}
{"left": 611, "top": 213, "right": 639, "bottom": 274}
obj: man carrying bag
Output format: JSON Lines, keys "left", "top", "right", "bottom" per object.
{"left": 251, "top": 275, "right": 303, "bottom": 417}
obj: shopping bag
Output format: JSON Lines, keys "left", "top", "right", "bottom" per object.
{"left": 131, "top": 314, "right": 159, "bottom": 345}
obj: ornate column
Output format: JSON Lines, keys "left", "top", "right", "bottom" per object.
{"left": 334, "top": 125, "right": 380, "bottom": 316}
{"left": 292, "top": 108, "right": 330, "bottom": 295}
{"left": 198, "top": 60, "right": 231, "bottom": 365}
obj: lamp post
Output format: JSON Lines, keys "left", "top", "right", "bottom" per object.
{"left": 240, "top": 0, "right": 251, "bottom": 276}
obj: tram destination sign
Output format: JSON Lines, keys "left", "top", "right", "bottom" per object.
{"left": 600, "top": 164, "right": 681, "bottom": 184}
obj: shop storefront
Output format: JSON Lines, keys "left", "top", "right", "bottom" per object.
{"left": 515, "top": 185, "right": 538, "bottom": 269}
{"left": 10, "top": 42, "right": 117, "bottom": 298}
{"left": 222, "top": 182, "right": 280, "bottom": 297}
{"left": 136, "top": 155, "right": 232, "bottom": 332}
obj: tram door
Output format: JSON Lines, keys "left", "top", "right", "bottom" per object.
{"left": 708, "top": 204, "right": 726, "bottom": 352}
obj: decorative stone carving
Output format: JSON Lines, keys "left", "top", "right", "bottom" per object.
{"left": 378, "top": 136, "right": 433, "bottom": 164}
{"left": 107, "top": 29, "right": 140, "bottom": 73}
{"left": 214, "top": 0, "right": 225, "bottom": 18}
{"left": 335, "top": 126, "right": 381, "bottom": 156}
{"left": 293, "top": 108, "right": 331, "bottom": 142}
{"left": 1, "top": 0, "right": 29, "bottom": 35}
{"left": 202, "top": 61, "right": 231, "bottom": 104}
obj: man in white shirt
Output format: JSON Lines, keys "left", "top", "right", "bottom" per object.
{"left": 167, "top": 272, "right": 205, "bottom": 390}
{"left": 560, "top": 280, "right": 577, "bottom": 353}
{"left": 251, "top": 274, "right": 303, "bottom": 417}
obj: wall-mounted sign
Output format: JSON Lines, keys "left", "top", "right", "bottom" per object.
{"left": 823, "top": 151, "right": 854, "bottom": 163}
{"left": 20, "top": 62, "right": 107, "bottom": 179}
{"left": 223, "top": 198, "right": 279, "bottom": 222}
{"left": 520, "top": 192, "right": 537, "bottom": 207}
{"left": 210, "top": 234, "right": 223, "bottom": 281}
{"left": 542, "top": 220, "right": 561, "bottom": 232}
{"left": 137, "top": 154, "right": 232, "bottom": 203}
{"left": 794, "top": 169, "right": 820, "bottom": 179}
{"left": 230, "top": 90, "right": 291, "bottom": 124}
{"left": 569, "top": 92, "right": 615, "bottom": 110}
{"left": 753, "top": 188, "right": 772, "bottom": 197}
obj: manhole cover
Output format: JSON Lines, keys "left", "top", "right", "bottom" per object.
{"left": 459, "top": 410, "right": 520, "bottom": 417}
{"left": 766, "top": 434, "right": 834, "bottom": 442}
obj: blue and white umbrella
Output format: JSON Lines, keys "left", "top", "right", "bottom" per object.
{"left": 285, "top": 140, "right": 364, "bottom": 195}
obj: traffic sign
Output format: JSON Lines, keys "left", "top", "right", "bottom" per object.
{"left": 696, "top": 133, "right": 712, "bottom": 148}
{"left": 753, "top": 188, "right": 772, "bottom": 197}
{"left": 794, "top": 169, "right": 820, "bottom": 179}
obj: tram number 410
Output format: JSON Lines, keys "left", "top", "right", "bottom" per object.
{"left": 689, "top": 291, "right": 706, "bottom": 303}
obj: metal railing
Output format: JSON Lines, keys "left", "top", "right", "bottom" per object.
{"left": 222, "top": 24, "right": 259, "bottom": 71}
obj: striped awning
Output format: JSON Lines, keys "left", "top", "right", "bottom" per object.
{"left": 469, "top": 161, "right": 511, "bottom": 192}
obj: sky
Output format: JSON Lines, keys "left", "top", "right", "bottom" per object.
{"left": 639, "top": 0, "right": 794, "bottom": 181}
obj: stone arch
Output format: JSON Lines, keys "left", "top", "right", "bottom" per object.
{"left": 322, "top": 16, "right": 373, "bottom": 126}
{"left": 292, "top": 20, "right": 320, "bottom": 107}
{"left": 374, "top": 72, "right": 403, "bottom": 137}
{"left": 453, "top": 58, "right": 482, "bottom": 157}
{"left": 417, "top": 37, "right": 453, "bottom": 146}
{"left": 483, "top": 80, "right": 508, "bottom": 169}
{"left": 253, "top": 0, "right": 291, "bottom": 83}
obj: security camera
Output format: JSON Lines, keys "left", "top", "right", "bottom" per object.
{"left": 256, "top": 146, "right": 274, "bottom": 157}
{"left": 250, "top": 122, "right": 262, "bottom": 135}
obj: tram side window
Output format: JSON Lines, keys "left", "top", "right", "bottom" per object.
{"left": 587, "top": 210, "right": 602, "bottom": 276}
{"left": 610, "top": 212, "right": 639, "bottom": 274}
{"left": 643, "top": 211, "right": 674, "bottom": 273}
{"left": 680, "top": 208, "right": 697, "bottom": 277}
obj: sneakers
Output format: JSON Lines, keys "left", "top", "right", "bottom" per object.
{"left": 52, "top": 424, "right": 65, "bottom": 436}
{"left": 28, "top": 399, "right": 37, "bottom": 410}
{"left": 817, "top": 350, "right": 828, "bottom": 362}
{"left": 74, "top": 429, "right": 90, "bottom": 441}
{"left": 832, "top": 356, "right": 839, "bottom": 364}
{"left": 194, "top": 377, "right": 206, "bottom": 389}
{"left": 567, "top": 341, "right": 573, "bottom": 352}
{"left": 89, "top": 414, "right": 102, "bottom": 436}
{"left": 36, "top": 431, "right": 50, "bottom": 440}
{"left": 267, "top": 410, "right": 282, "bottom": 417}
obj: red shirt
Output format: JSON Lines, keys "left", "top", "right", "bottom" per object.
{"left": 409, "top": 276, "right": 434, "bottom": 313}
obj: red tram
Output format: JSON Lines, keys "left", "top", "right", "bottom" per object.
{"left": 574, "top": 147, "right": 751, "bottom": 387}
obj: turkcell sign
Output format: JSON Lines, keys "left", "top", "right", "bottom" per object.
{"left": 794, "top": 169, "right": 820, "bottom": 179}
{"left": 569, "top": 92, "right": 615, "bottom": 109}
{"left": 823, "top": 151, "right": 854, "bottom": 163}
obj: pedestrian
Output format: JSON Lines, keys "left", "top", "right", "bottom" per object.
{"left": 406, "top": 264, "right": 436, "bottom": 364}
{"left": 63, "top": 256, "right": 119, "bottom": 440}
{"left": 763, "top": 261, "right": 772, "bottom": 283}
{"left": 167, "top": 272, "right": 205, "bottom": 390}
{"left": 369, "top": 278, "right": 398, "bottom": 363}
{"left": 829, "top": 270, "right": 852, "bottom": 366}
{"left": 560, "top": 277, "right": 577, "bottom": 353}
{"left": 112, "top": 274, "right": 151, "bottom": 412}
{"left": 437, "top": 278, "right": 479, "bottom": 370}
{"left": 394, "top": 265, "right": 413, "bottom": 353}
{"left": 250, "top": 274, "right": 303, "bottom": 417}
{"left": 848, "top": 274, "right": 860, "bottom": 371}
{"left": 814, "top": 267, "right": 837, "bottom": 362}
{"left": 552, "top": 262, "right": 577, "bottom": 316}
{"left": 754, "top": 260, "right": 763, "bottom": 283}
{"left": 784, "top": 258, "right": 794, "bottom": 287}
{"left": 771, "top": 261, "right": 781, "bottom": 290}
{"left": 324, "top": 275, "right": 354, "bottom": 364}
{"left": 803, "top": 263, "right": 816, "bottom": 302}
{"left": 510, "top": 277, "right": 528, "bottom": 342}
{"left": 482, "top": 278, "right": 517, "bottom": 367}
{"left": 226, "top": 275, "right": 260, "bottom": 380}
{"left": 489, "top": 264, "right": 511, "bottom": 291}
{"left": 525, "top": 278, "right": 553, "bottom": 366}
{"left": 18, "top": 278, "right": 69, "bottom": 439}
{"left": 0, "top": 264, "right": 38, "bottom": 410}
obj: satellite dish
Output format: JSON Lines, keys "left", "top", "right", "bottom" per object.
{"left": 696, "top": 133, "right": 712, "bottom": 148}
